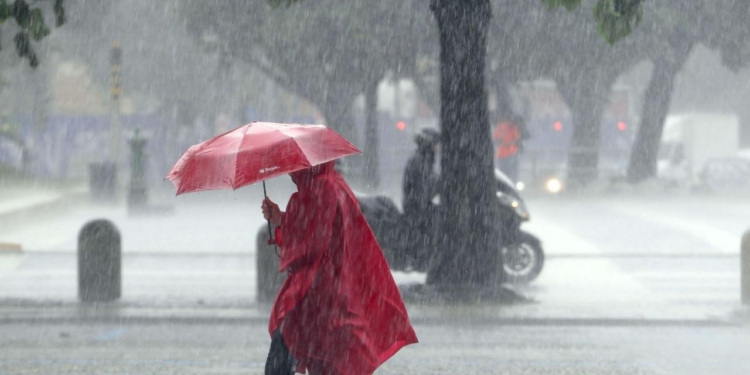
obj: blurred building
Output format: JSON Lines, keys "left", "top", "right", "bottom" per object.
{"left": 351, "top": 78, "right": 437, "bottom": 194}
{"left": 514, "top": 79, "right": 636, "bottom": 184}
{"left": 0, "top": 60, "right": 163, "bottom": 183}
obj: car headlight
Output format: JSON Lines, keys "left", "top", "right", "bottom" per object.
{"left": 546, "top": 178, "right": 563, "bottom": 194}
{"left": 514, "top": 201, "right": 530, "bottom": 220}
{"left": 496, "top": 192, "right": 530, "bottom": 220}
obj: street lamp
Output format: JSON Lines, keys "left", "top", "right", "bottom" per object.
{"left": 109, "top": 41, "right": 122, "bottom": 163}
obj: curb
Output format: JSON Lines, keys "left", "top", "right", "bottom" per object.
{"left": 0, "top": 313, "right": 737, "bottom": 327}
{"left": 0, "top": 242, "right": 22, "bottom": 253}
{"left": 0, "top": 302, "right": 741, "bottom": 327}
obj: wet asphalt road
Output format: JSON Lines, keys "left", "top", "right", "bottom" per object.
{"left": 1, "top": 321, "right": 749, "bottom": 375}
{"left": 3, "top": 187, "right": 750, "bottom": 374}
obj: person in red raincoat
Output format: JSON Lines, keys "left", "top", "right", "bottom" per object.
{"left": 493, "top": 120, "right": 521, "bottom": 160}
{"left": 261, "top": 161, "right": 418, "bottom": 375}
{"left": 493, "top": 119, "right": 525, "bottom": 182}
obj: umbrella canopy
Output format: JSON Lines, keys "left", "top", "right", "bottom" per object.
{"left": 166, "top": 122, "right": 361, "bottom": 195}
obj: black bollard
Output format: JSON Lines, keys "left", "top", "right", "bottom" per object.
{"left": 78, "top": 220, "right": 121, "bottom": 302}
{"left": 256, "top": 226, "right": 285, "bottom": 304}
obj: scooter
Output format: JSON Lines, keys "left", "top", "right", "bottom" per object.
{"left": 492, "top": 169, "right": 544, "bottom": 284}
{"left": 357, "top": 169, "right": 544, "bottom": 285}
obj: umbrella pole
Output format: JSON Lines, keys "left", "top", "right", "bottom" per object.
{"left": 263, "top": 180, "right": 274, "bottom": 243}
{"left": 263, "top": 181, "right": 280, "bottom": 257}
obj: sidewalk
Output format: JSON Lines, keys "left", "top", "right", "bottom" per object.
{"left": 0, "top": 181, "right": 283, "bottom": 253}
{"left": 0, "top": 252, "right": 746, "bottom": 326}
{"left": 1, "top": 184, "right": 747, "bottom": 327}
{"left": 0, "top": 181, "right": 88, "bottom": 242}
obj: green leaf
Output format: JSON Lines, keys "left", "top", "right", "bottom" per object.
{"left": 1, "top": 0, "right": 64, "bottom": 67}
{"left": 29, "top": 8, "right": 50, "bottom": 41}
{"left": 11, "top": 0, "right": 31, "bottom": 28}
{"left": 267, "top": 0, "right": 303, "bottom": 9}
{"left": 14, "top": 31, "right": 38, "bottom": 67}
{"left": 540, "top": 0, "right": 582, "bottom": 11}
{"left": 54, "top": 0, "right": 65, "bottom": 27}
{"left": 593, "top": 0, "right": 644, "bottom": 44}
{"left": 0, "top": 1, "right": 11, "bottom": 22}
{"left": 14, "top": 30, "right": 29, "bottom": 56}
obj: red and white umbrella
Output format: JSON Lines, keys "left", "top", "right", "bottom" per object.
{"left": 166, "top": 121, "right": 360, "bottom": 195}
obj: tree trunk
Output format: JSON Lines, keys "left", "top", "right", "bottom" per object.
{"left": 28, "top": 63, "right": 52, "bottom": 173}
{"left": 413, "top": 73, "right": 440, "bottom": 116}
{"left": 558, "top": 73, "right": 617, "bottom": 188}
{"left": 324, "top": 83, "right": 359, "bottom": 138}
{"left": 322, "top": 85, "right": 361, "bottom": 180}
{"left": 490, "top": 73, "right": 515, "bottom": 123}
{"left": 363, "top": 81, "right": 380, "bottom": 190}
{"left": 426, "top": 0, "right": 500, "bottom": 289}
{"left": 627, "top": 48, "right": 692, "bottom": 182}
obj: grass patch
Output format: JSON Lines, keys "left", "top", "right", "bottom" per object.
{"left": 0, "top": 163, "right": 85, "bottom": 190}
{"left": 0, "top": 163, "right": 31, "bottom": 183}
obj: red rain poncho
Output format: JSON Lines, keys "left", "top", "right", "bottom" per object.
{"left": 493, "top": 121, "right": 521, "bottom": 159}
{"left": 269, "top": 162, "right": 418, "bottom": 375}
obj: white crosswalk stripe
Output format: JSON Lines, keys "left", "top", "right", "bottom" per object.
{"left": 606, "top": 201, "right": 740, "bottom": 254}
{"left": 630, "top": 271, "right": 740, "bottom": 305}
{"left": 520, "top": 196, "right": 743, "bottom": 315}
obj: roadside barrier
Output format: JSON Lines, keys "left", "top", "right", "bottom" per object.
{"left": 78, "top": 219, "right": 121, "bottom": 302}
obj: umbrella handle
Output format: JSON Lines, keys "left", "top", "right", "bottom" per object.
{"left": 263, "top": 181, "right": 280, "bottom": 257}
{"left": 263, "top": 181, "right": 274, "bottom": 242}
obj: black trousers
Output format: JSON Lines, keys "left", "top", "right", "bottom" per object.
{"left": 265, "top": 329, "right": 296, "bottom": 375}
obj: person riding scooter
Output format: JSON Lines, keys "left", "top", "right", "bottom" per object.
{"left": 402, "top": 128, "right": 440, "bottom": 269}
{"left": 352, "top": 128, "right": 544, "bottom": 283}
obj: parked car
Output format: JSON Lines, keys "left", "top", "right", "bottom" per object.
{"left": 698, "top": 157, "right": 750, "bottom": 193}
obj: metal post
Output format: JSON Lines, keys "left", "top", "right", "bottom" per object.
{"left": 742, "top": 229, "right": 750, "bottom": 305}
{"left": 127, "top": 129, "right": 148, "bottom": 212}
{"left": 110, "top": 42, "right": 122, "bottom": 164}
